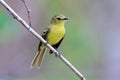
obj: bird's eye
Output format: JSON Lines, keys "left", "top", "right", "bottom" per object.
{"left": 56, "top": 18, "right": 61, "bottom": 20}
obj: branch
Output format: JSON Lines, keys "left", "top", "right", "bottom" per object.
{"left": 0, "top": 0, "right": 86, "bottom": 80}
{"left": 21, "top": 0, "right": 32, "bottom": 26}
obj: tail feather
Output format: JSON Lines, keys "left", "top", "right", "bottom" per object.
{"left": 31, "top": 51, "right": 40, "bottom": 68}
{"left": 31, "top": 46, "right": 46, "bottom": 69}
{"left": 37, "top": 47, "right": 46, "bottom": 68}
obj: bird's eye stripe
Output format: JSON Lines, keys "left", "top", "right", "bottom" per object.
{"left": 56, "top": 18, "right": 61, "bottom": 20}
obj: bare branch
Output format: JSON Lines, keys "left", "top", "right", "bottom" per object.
{"left": 21, "top": 0, "right": 32, "bottom": 26}
{"left": 0, "top": 0, "right": 86, "bottom": 80}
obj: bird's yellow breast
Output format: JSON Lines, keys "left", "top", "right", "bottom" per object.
{"left": 47, "top": 24, "right": 65, "bottom": 45}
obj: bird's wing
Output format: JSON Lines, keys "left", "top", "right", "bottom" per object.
{"left": 38, "top": 28, "right": 50, "bottom": 51}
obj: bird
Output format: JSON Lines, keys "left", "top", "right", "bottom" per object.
{"left": 31, "top": 15, "right": 68, "bottom": 69}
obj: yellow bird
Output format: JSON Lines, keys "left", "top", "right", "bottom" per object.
{"left": 31, "top": 15, "right": 68, "bottom": 69}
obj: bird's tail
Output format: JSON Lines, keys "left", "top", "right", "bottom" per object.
{"left": 31, "top": 46, "right": 46, "bottom": 69}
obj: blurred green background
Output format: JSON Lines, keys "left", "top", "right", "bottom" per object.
{"left": 0, "top": 0, "right": 120, "bottom": 80}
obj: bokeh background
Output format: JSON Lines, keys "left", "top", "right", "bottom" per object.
{"left": 0, "top": 0, "right": 120, "bottom": 80}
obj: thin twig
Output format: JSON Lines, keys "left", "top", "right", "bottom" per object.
{"left": 0, "top": 0, "right": 86, "bottom": 80}
{"left": 21, "top": 0, "right": 32, "bottom": 26}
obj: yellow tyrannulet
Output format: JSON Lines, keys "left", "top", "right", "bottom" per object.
{"left": 31, "top": 15, "right": 68, "bottom": 69}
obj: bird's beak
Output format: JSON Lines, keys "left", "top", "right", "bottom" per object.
{"left": 63, "top": 17, "right": 69, "bottom": 20}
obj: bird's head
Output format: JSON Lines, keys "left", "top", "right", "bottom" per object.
{"left": 50, "top": 15, "right": 69, "bottom": 25}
